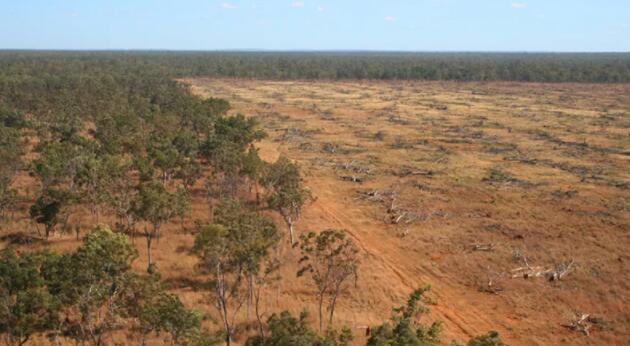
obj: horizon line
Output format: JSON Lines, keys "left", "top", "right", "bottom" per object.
{"left": 1, "top": 49, "right": 629, "bottom": 54}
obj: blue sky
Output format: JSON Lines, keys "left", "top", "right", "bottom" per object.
{"left": 1, "top": 0, "right": 628, "bottom": 51}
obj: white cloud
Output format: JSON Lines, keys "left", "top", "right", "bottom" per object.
{"left": 317, "top": 5, "right": 325, "bottom": 12}
{"left": 384, "top": 16, "right": 397, "bottom": 22}
{"left": 511, "top": 2, "right": 527, "bottom": 9}
{"left": 291, "top": 1, "right": 305, "bottom": 8}
{"left": 221, "top": 2, "right": 238, "bottom": 9}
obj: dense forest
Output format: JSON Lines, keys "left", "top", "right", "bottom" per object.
{"left": 2, "top": 51, "right": 630, "bottom": 82}
{"left": 2, "top": 51, "right": 598, "bottom": 345}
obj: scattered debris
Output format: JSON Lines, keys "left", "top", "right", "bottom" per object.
{"left": 551, "top": 189, "right": 578, "bottom": 199}
{"left": 356, "top": 188, "right": 396, "bottom": 203}
{"left": 374, "top": 130, "right": 386, "bottom": 141}
{"left": 279, "top": 127, "right": 317, "bottom": 143}
{"left": 336, "top": 160, "right": 373, "bottom": 175}
{"left": 429, "top": 103, "right": 448, "bottom": 111}
{"left": 322, "top": 142, "right": 339, "bottom": 153}
{"left": 511, "top": 256, "right": 575, "bottom": 281}
{"left": 472, "top": 243, "right": 496, "bottom": 252}
{"left": 391, "top": 166, "right": 434, "bottom": 177}
{"left": 340, "top": 175, "right": 365, "bottom": 183}
{"left": 548, "top": 260, "right": 575, "bottom": 281}
{"left": 480, "top": 271, "right": 505, "bottom": 295}
{"left": 564, "top": 312, "right": 606, "bottom": 336}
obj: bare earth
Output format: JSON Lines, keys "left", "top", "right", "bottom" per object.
{"left": 183, "top": 78, "right": 630, "bottom": 345}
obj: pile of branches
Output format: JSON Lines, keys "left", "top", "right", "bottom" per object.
{"left": 356, "top": 188, "right": 446, "bottom": 225}
{"left": 511, "top": 256, "right": 575, "bottom": 282}
{"left": 336, "top": 160, "right": 374, "bottom": 175}
{"left": 390, "top": 165, "right": 434, "bottom": 177}
{"left": 564, "top": 312, "right": 606, "bottom": 336}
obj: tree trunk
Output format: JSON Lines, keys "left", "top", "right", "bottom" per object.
{"left": 255, "top": 283, "right": 265, "bottom": 339}
{"left": 318, "top": 289, "right": 325, "bottom": 332}
{"left": 329, "top": 291, "right": 339, "bottom": 326}
{"left": 247, "top": 274, "right": 253, "bottom": 321}
{"left": 216, "top": 263, "right": 232, "bottom": 346}
{"left": 146, "top": 230, "right": 154, "bottom": 273}
{"left": 287, "top": 217, "right": 294, "bottom": 245}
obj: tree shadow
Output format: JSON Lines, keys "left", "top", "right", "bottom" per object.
{"left": 163, "top": 275, "right": 211, "bottom": 291}
{"left": 0, "top": 231, "right": 44, "bottom": 245}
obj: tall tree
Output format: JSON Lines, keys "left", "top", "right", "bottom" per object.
{"left": 264, "top": 156, "right": 312, "bottom": 244}
{"left": 43, "top": 226, "right": 139, "bottom": 346}
{"left": 297, "top": 229, "right": 359, "bottom": 331}
{"left": 132, "top": 182, "right": 190, "bottom": 272}
{"left": 194, "top": 199, "right": 280, "bottom": 346}
{"left": 0, "top": 249, "right": 59, "bottom": 346}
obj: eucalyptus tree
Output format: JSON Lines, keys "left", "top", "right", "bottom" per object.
{"left": 245, "top": 311, "right": 353, "bottom": 346}
{"left": 132, "top": 182, "right": 190, "bottom": 272}
{"left": 42, "top": 226, "right": 139, "bottom": 346}
{"left": 29, "top": 189, "right": 77, "bottom": 239}
{"left": 366, "top": 286, "right": 441, "bottom": 346}
{"left": 0, "top": 249, "right": 59, "bottom": 346}
{"left": 194, "top": 199, "right": 280, "bottom": 346}
{"left": 104, "top": 157, "right": 138, "bottom": 234}
{"left": 124, "top": 275, "right": 219, "bottom": 346}
{"left": 30, "top": 139, "right": 96, "bottom": 232}
{"left": 264, "top": 156, "right": 312, "bottom": 244}
{"left": 35, "top": 225, "right": 213, "bottom": 346}
{"left": 74, "top": 154, "right": 123, "bottom": 223}
{"left": 201, "top": 114, "right": 267, "bottom": 200}
{"left": 148, "top": 134, "right": 183, "bottom": 186}
{"left": 297, "top": 230, "right": 359, "bottom": 331}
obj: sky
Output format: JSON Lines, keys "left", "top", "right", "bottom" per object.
{"left": 0, "top": 0, "right": 629, "bottom": 52}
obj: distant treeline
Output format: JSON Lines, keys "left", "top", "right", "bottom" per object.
{"left": 1, "top": 50, "right": 630, "bottom": 82}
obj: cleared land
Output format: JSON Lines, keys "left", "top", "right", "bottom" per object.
{"left": 184, "top": 78, "right": 630, "bottom": 345}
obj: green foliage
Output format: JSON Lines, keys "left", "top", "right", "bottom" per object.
{"left": 31, "top": 141, "right": 83, "bottom": 190}
{"left": 132, "top": 182, "right": 190, "bottom": 272}
{"left": 298, "top": 229, "right": 359, "bottom": 331}
{"left": 195, "top": 200, "right": 280, "bottom": 345}
{"left": 130, "top": 280, "right": 219, "bottom": 346}
{"left": 0, "top": 226, "right": 211, "bottom": 345}
{"left": 4, "top": 51, "right": 628, "bottom": 83}
{"left": 246, "top": 311, "right": 352, "bottom": 346}
{"left": 0, "top": 249, "right": 59, "bottom": 346}
{"left": 29, "top": 189, "right": 74, "bottom": 238}
{"left": 0, "top": 118, "right": 24, "bottom": 219}
{"left": 467, "top": 331, "right": 506, "bottom": 346}
{"left": 367, "top": 286, "right": 442, "bottom": 346}
{"left": 211, "top": 199, "right": 281, "bottom": 272}
{"left": 264, "top": 156, "right": 312, "bottom": 243}
{"left": 133, "top": 182, "right": 189, "bottom": 232}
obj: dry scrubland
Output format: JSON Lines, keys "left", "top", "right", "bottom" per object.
{"left": 184, "top": 78, "right": 630, "bottom": 345}
{"left": 3, "top": 78, "right": 629, "bottom": 345}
